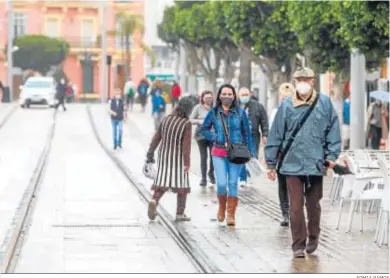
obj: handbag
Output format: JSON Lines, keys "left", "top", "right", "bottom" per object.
{"left": 194, "top": 126, "right": 206, "bottom": 141}
{"left": 219, "top": 111, "right": 251, "bottom": 164}
{"left": 277, "top": 93, "right": 320, "bottom": 171}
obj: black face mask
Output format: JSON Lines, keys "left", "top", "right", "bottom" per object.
{"left": 221, "top": 97, "right": 233, "bottom": 106}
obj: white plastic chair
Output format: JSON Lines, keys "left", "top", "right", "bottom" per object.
{"left": 374, "top": 156, "right": 389, "bottom": 246}
{"left": 335, "top": 155, "right": 384, "bottom": 232}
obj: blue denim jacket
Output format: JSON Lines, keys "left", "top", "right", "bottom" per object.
{"left": 264, "top": 92, "right": 341, "bottom": 176}
{"left": 200, "top": 106, "right": 256, "bottom": 157}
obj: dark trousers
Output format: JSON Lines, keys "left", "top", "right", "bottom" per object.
{"left": 370, "top": 125, "right": 382, "bottom": 150}
{"left": 55, "top": 96, "right": 66, "bottom": 111}
{"left": 126, "top": 95, "right": 134, "bottom": 110}
{"left": 197, "top": 139, "right": 214, "bottom": 181}
{"left": 277, "top": 172, "right": 289, "bottom": 216}
{"left": 286, "top": 176, "right": 323, "bottom": 251}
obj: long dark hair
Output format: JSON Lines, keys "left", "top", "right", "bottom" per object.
{"left": 215, "top": 84, "right": 238, "bottom": 109}
{"left": 200, "top": 90, "right": 213, "bottom": 105}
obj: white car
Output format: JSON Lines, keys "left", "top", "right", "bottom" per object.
{"left": 19, "top": 77, "right": 57, "bottom": 108}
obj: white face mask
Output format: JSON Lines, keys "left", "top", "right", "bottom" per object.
{"left": 296, "top": 82, "right": 312, "bottom": 95}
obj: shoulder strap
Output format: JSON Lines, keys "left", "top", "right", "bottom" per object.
{"left": 219, "top": 111, "right": 231, "bottom": 145}
{"left": 277, "top": 93, "right": 320, "bottom": 170}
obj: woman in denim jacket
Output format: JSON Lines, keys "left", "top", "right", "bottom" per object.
{"left": 200, "top": 84, "right": 256, "bottom": 226}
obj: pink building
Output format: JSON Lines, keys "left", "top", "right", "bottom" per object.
{"left": 0, "top": 1, "right": 145, "bottom": 100}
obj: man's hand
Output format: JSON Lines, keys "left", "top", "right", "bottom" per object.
{"left": 184, "top": 166, "right": 190, "bottom": 173}
{"left": 110, "top": 111, "right": 117, "bottom": 116}
{"left": 262, "top": 136, "right": 267, "bottom": 145}
{"left": 267, "top": 169, "right": 277, "bottom": 181}
{"left": 326, "top": 160, "right": 336, "bottom": 169}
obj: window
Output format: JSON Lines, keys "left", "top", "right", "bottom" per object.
{"left": 115, "top": 17, "right": 133, "bottom": 49}
{"left": 13, "top": 12, "right": 27, "bottom": 38}
{"left": 45, "top": 18, "right": 59, "bottom": 38}
{"left": 81, "top": 19, "right": 95, "bottom": 47}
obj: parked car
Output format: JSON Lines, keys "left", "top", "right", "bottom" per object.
{"left": 19, "top": 77, "right": 57, "bottom": 108}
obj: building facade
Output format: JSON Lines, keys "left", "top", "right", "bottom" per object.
{"left": 0, "top": 0, "right": 145, "bottom": 100}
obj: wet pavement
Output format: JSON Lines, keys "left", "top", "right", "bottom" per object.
{"left": 89, "top": 103, "right": 389, "bottom": 273}
{"left": 0, "top": 107, "right": 53, "bottom": 254}
{"left": 0, "top": 103, "right": 387, "bottom": 273}
{"left": 14, "top": 105, "right": 197, "bottom": 273}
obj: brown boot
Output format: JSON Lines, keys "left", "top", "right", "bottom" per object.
{"left": 217, "top": 195, "right": 227, "bottom": 222}
{"left": 226, "top": 197, "right": 238, "bottom": 226}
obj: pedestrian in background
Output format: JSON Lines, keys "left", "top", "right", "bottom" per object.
{"left": 272, "top": 82, "right": 295, "bottom": 227}
{"left": 366, "top": 99, "right": 384, "bottom": 150}
{"left": 55, "top": 78, "right": 67, "bottom": 111}
{"left": 190, "top": 90, "right": 216, "bottom": 187}
{"left": 237, "top": 87, "right": 269, "bottom": 187}
{"left": 0, "top": 81, "right": 4, "bottom": 103}
{"left": 137, "top": 78, "right": 150, "bottom": 112}
{"left": 342, "top": 95, "right": 351, "bottom": 150}
{"left": 108, "top": 88, "right": 126, "bottom": 150}
{"left": 124, "top": 77, "right": 136, "bottom": 112}
{"left": 171, "top": 81, "right": 182, "bottom": 109}
{"left": 201, "top": 84, "right": 256, "bottom": 226}
{"left": 150, "top": 80, "right": 166, "bottom": 131}
{"left": 146, "top": 98, "right": 194, "bottom": 221}
{"left": 265, "top": 67, "right": 341, "bottom": 258}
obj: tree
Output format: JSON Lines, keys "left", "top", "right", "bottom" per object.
{"left": 108, "top": 12, "right": 155, "bottom": 78}
{"left": 159, "top": 2, "right": 239, "bottom": 91}
{"left": 285, "top": 1, "right": 389, "bottom": 76}
{"left": 11, "top": 35, "right": 69, "bottom": 75}
{"left": 223, "top": 1, "right": 301, "bottom": 95}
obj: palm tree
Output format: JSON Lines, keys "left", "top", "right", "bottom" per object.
{"left": 108, "top": 12, "right": 155, "bottom": 78}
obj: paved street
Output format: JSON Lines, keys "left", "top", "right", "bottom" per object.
{"left": 0, "top": 103, "right": 387, "bottom": 273}
{"left": 0, "top": 106, "right": 53, "bottom": 254}
{"left": 13, "top": 105, "right": 197, "bottom": 273}
{"left": 90, "top": 103, "right": 389, "bottom": 273}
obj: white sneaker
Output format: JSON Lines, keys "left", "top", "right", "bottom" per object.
{"left": 239, "top": 180, "right": 247, "bottom": 187}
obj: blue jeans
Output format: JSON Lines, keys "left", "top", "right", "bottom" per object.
{"left": 111, "top": 119, "right": 123, "bottom": 147}
{"left": 212, "top": 156, "right": 243, "bottom": 197}
{"left": 239, "top": 139, "right": 259, "bottom": 182}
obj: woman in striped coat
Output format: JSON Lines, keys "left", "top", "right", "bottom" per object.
{"left": 146, "top": 98, "right": 194, "bottom": 221}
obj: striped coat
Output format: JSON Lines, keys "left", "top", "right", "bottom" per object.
{"left": 147, "top": 115, "right": 192, "bottom": 193}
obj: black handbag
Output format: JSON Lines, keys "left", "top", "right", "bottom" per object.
{"left": 194, "top": 126, "right": 206, "bottom": 141}
{"left": 219, "top": 111, "right": 251, "bottom": 164}
{"left": 277, "top": 93, "right": 320, "bottom": 171}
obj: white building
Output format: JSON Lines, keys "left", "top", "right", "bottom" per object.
{"left": 143, "top": 0, "right": 176, "bottom": 78}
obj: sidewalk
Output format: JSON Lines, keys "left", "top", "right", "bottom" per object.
{"left": 0, "top": 108, "right": 54, "bottom": 257}
{"left": 90, "top": 103, "right": 388, "bottom": 273}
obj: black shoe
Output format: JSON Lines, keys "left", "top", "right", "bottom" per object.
{"left": 113, "top": 145, "right": 117, "bottom": 150}
{"left": 199, "top": 179, "right": 207, "bottom": 187}
{"left": 208, "top": 175, "right": 216, "bottom": 185}
{"left": 280, "top": 213, "right": 289, "bottom": 227}
{"left": 118, "top": 144, "right": 122, "bottom": 148}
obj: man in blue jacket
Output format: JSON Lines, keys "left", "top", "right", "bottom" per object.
{"left": 265, "top": 67, "right": 341, "bottom": 258}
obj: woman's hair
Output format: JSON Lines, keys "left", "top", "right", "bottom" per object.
{"left": 174, "top": 97, "right": 194, "bottom": 119}
{"left": 200, "top": 90, "right": 213, "bottom": 105}
{"left": 215, "top": 84, "right": 238, "bottom": 109}
{"left": 278, "top": 82, "right": 295, "bottom": 101}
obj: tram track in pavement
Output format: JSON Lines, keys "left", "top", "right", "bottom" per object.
{"left": 121, "top": 112, "right": 387, "bottom": 272}
{"left": 0, "top": 110, "right": 57, "bottom": 273}
{"left": 86, "top": 106, "right": 220, "bottom": 274}
{"left": 0, "top": 104, "right": 18, "bottom": 130}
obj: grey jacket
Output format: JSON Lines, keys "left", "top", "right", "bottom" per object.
{"left": 244, "top": 99, "right": 269, "bottom": 138}
{"left": 264, "top": 91, "right": 341, "bottom": 176}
